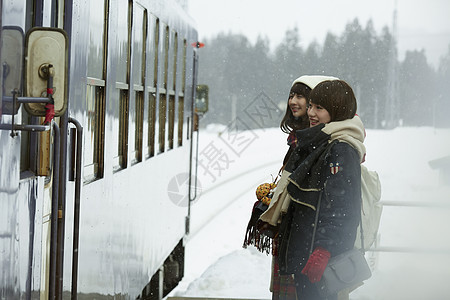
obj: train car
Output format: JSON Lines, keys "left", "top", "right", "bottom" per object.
{"left": 0, "top": 0, "right": 205, "bottom": 299}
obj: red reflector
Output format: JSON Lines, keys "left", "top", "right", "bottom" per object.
{"left": 191, "top": 42, "right": 205, "bottom": 48}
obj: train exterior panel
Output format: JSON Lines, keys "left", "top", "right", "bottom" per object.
{"left": 0, "top": 0, "right": 200, "bottom": 299}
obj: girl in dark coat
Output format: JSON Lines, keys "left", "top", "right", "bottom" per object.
{"left": 269, "top": 75, "right": 339, "bottom": 300}
{"left": 271, "top": 80, "right": 366, "bottom": 300}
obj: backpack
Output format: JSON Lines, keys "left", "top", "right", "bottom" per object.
{"left": 354, "top": 165, "right": 382, "bottom": 250}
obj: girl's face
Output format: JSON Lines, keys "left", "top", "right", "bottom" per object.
{"left": 288, "top": 93, "right": 308, "bottom": 118}
{"left": 308, "top": 101, "right": 331, "bottom": 127}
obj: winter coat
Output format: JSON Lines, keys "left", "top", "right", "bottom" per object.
{"left": 277, "top": 116, "right": 366, "bottom": 276}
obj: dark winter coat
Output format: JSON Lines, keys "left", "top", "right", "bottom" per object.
{"left": 277, "top": 117, "right": 365, "bottom": 276}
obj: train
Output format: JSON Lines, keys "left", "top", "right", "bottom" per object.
{"left": 0, "top": 0, "right": 207, "bottom": 299}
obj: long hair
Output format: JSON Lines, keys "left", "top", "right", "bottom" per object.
{"left": 309, "top": 80, "right": 357, "bottom": 122}
{"left": 280, "top": 82, "right": 311, "bottom": 133}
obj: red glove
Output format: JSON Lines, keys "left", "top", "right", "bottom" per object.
{"left": 301, "top": 247, "right": 331, "bottom": 283}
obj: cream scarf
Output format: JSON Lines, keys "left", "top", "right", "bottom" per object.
{"left": 259, "top": 115, "right": 366, "bottom": 227}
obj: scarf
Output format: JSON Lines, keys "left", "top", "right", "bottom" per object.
{"left": 260, "top": 115, "right": 365, "bottom": 224}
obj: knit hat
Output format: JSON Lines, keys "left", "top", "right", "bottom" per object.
{"left": 289, "top": 81, "right": 312, "bottom": 98}
{"left": 291, "top": 75, "right": 339, "bottom": 89}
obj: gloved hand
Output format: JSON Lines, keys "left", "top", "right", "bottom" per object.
{"left": 301, "top": 247, "right": 331, "bottom": 283}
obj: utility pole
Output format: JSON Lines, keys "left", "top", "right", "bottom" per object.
{"left": 385, "top": 0, "right": 399, "bottom": 129}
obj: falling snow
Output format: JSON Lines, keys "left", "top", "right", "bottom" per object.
{"left": 167, "top": 125, "right": 450, "bottom": 300}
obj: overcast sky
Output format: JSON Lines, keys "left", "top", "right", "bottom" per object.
{"left": 188, "top": 0, "right": 450, "bottom": 68}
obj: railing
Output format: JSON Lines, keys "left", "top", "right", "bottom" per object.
{"left": 368, "top": 200, "right": 450, "bottom": 255}
{"left": 68, "top": 117, "right": 83, "bottom": 300}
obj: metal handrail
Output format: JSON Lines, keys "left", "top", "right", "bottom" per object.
{"left": 48, "top": 122, "right": 60, "bottom": 300}
{"left": 0, "top": 124, "right": 50, "bottom": 131}
{"left": 369, "top": 246, "right": 450, "bottom": 254}
{"left": 0, "top": 91, "right": 52, "bottom": 136}
{"left": 380, "top": 200, "right": 450, "bottom": 208}
{"left": 68, "top": 117, "right": 83, "bottom": 300}
{"left": 367, "top": 199, "right": 450, "bottom": 255}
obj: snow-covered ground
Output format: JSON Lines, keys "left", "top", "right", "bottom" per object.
{"left": 167, "top": 125, "right": 450, "bottom": 300}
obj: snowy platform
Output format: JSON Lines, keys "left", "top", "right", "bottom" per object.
{"left": 167, "top": 126, "right": 450, "bottom": 300}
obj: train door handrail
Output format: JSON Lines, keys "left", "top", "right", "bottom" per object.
{"left": 48, "top": 122, "right": 60, "bottom": 300}
{"left": 68, "top": 117, "right": 83, "bottom": 300}
{"left": 187, "top": 49, "right": 199, "bottom": 235}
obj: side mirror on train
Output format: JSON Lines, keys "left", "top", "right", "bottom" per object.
{"left": 195, "top": 84, "right": 209, "bottom": 115}
{"left": 24, "top": 27, "right": 68, "bottom": 116}
{"left": 1, "top": 26, "right": 24, "bottom": 115}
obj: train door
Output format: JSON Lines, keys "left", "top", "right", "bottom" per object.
{"left": 30, "top": 1, "right": 70, "bottom": 299}
{"left": 0, "top": 3, "right": 26, "bottom": 299}
{"left": 1, "top": 1, "right": 42, "bottom": 299}
{"left": 0, "top": 0, "right": 69, "bottom": 299}
{"left": 24, "top": 0, "right": 68, "bottom": 299}
{"left": 30, "top": 2, "right": 70, "bottom": 299}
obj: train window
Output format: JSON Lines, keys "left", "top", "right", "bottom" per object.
{"left": 132, "top": 4, "right": 146, "bottom": 88}
{"left": 161, "top": 25, "right": 169, "bottom": 90}
{"left": 158, "top": 24, "right": 169, "bottom": 154}
{"left": 168, "top": 94, "right": 175, "bottom": 150}
{"left": 167, "top": 30, "right": 178, "bottom": 150}
{"left": 178, "top": 39, "right": 187, "bottom": 147}
{"left": 134, "top": 90, "right": 144, "bottom": 162}
{"left": 130, "top": 4, "right": 147, "bottom": 163}
{"left": 116, "top": 88, "right": 129, "bottom": 170}
{"left": 158, "top": 92, "right": 167, "bottom": 153}
{"left": 112, "top": 0, "right": 131, "bottom": 171}
{"left": 128, "top": 86, "right": 137, "bottom": 161}
{"left": 171, "top": 32, "right": 178, "bottom": 90}
{"left": 84, "top": 0, "right": 108, "bottom": 182}
{"left": 148, "top": 90, "right": 156, "bottom": 157}
{"left": 178, "top": 94, "right": 184, "bottom": 147}
{"left": 84, "top": 81, "right": 105, "bottom": 181}
{"left": 148, "top": 16, "right": 159, "bottom": 88}
{"left": 147, "top": 15, "right": 159, "bottom": 158}
{"left": 86, "top": 1, "right": 106, "bottom": 79}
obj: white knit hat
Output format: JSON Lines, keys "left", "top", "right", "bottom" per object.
{"left": 291, "top": 75, "right": 339, "bottom": 89}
